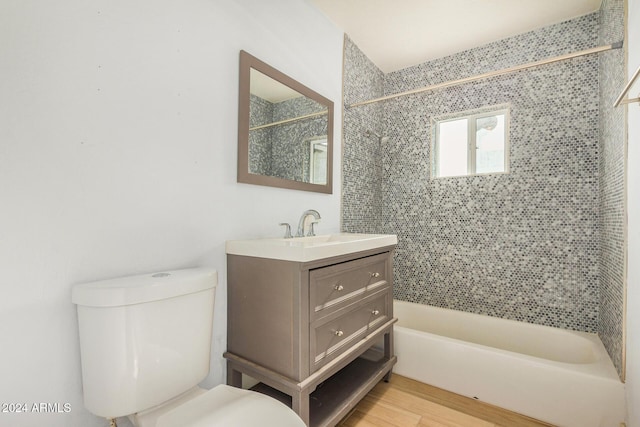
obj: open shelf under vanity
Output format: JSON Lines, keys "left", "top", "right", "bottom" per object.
{"left": 252, "top": 349, "right": 395, "bottom": 427}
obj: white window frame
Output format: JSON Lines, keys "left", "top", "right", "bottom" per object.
{"left": 432, "top": 106, "right": 510, "bottom": 178}
{"left": 308, "top": 137, "right": 328, "bottom": 185}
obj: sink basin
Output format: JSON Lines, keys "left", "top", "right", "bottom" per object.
{"left": 226, "top": 233, "right": 397, "bottom": 262}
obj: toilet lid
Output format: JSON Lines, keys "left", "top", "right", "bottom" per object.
{"left": 155, "top": 385, "right": 305, "bottom": 427}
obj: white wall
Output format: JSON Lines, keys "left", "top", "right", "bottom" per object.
{"left": 626, "top": 0, "right": 640, "bottom": 424}
{"left": 0, "top": 1, "right": 343, "bottom": 426}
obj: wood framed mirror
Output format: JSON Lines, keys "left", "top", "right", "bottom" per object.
{"left": 237, "top": 50, "right": 333, "bottom": 193}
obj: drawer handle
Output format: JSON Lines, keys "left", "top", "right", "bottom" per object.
{"left": 370, "top": 272, "right": 380, "bottom": 278}
{"left": 334, "top": 284, "right": 344, "bottom": 291}
{"left": 334, "top": 330, "right": 344, "bottom": 337}
{"left": 371, "top": 309, "right": 380, "bottom": 316}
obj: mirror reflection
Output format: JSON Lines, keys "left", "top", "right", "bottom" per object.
{"left": 249, "top": 69, "right": 328, "bottom": 185}
{"left": 238, "top": 50, "right": 333, "bottom": 193}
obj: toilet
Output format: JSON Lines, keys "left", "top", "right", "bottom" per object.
{"left": 72, "top": 268, "right": 304, "bottom": 427}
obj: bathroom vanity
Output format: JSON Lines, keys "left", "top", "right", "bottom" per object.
{"left": 225, "top": 233, "right": 397, "bottom": 427}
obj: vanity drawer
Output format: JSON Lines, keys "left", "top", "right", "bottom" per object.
{"left": 311, "top": 291, "right": 389, "bottom": 372}
{"left": 309, "top": 252, "right": 389, "bottom": 321}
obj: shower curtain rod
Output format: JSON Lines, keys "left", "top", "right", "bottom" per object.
{"left": 347, "top": 42, "right": 623, "bottom": 108}
{"left": 249, "top": 110, "right": 327, "bottom": 131}
{"left": 614, "top": 63, "right": 640, "bottom": 107}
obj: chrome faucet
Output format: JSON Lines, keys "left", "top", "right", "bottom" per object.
{"left": 296, "top": 209, "right": 321, "bottom": 237}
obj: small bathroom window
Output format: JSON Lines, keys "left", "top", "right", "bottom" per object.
{"left": 309, "top": 138, "right": 328, "bottom": 185}
{"left": 432, "top": 107, "right": 509, "bottom": 178}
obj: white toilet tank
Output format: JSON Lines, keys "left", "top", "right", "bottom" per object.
{"left": 72, "top": 268, "right": 218, "bottom": 419}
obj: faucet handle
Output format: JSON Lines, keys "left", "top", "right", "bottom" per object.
{"left": 306, "top": 221, "right": 319, "bottom": 237}
{"left": 279, "top": 223, "right": 293, "bottom": 239}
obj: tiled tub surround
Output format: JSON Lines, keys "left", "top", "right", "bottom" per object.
{"left": 598, "top": 0, "right": 626, "bottom": 378}
{"left": 349, "top": 13, "right": 601, "bottom": 332}
{"left": 343, "top": 7, "right": 628, "bottom": 378}
{"left": 342, "top": 35, "right": 385, "bottom": 234}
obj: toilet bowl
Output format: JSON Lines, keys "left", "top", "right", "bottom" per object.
{"left": 72, "top": 268, "right": 304, "bottom": 427}
{"left": 132, "top": 385, "right": 303, "bottom": 427}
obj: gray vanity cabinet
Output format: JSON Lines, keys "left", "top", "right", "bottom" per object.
{"left": 225, "top": 246, "right": 397, "bottom": 427}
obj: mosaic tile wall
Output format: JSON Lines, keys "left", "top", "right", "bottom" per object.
{"left": 249, "top": 94, "right": 273, "bottom": 176}
{"left": 249, "top": 94, "right": 328, "bottom": 182}
{"left": 598, "top": 0, "right": 626, "bottom": 378}
{"left": 343, "top": 15, "right": 604, "bottom": 332}
{"left": 342, "top": 35, "right": 384, "bottom": 234}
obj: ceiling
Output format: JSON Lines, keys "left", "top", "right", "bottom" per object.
{"left": 309, "top": 0, "right": 603, "bottom": 73}
{"left": 250, "top": 69, "right": 303, "bottom": 103}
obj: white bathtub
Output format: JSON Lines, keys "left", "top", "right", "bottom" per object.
{"left": 393, "top": 300, "right": 625, "bottom": 427}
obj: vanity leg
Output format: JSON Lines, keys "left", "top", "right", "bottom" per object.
{"left": 383, "top": 331, "right": 394, "bottom": 382}
{"left": 292, "top": 389, "right": 310, "bottom": 426}
{"left": 226, "top": 363, "right": 243, "bottom": 388}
